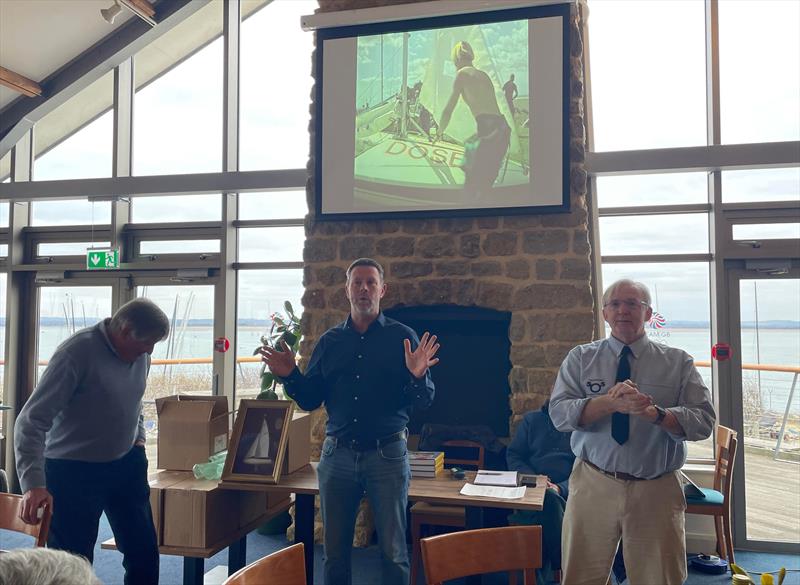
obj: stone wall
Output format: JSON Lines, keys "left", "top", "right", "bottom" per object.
{"left": 295, "top": 0, "right": 593, "bottom": 545}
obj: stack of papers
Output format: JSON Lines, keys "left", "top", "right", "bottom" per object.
{"left": 460, "top": 483, "right": 527, "bottom": 499}
{"left": 473, "top": 470, "right": 519, "bottom": 487}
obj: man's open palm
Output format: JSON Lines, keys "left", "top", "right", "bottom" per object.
{"left": 404, "top": 332, "right": 440, "bottom": 379}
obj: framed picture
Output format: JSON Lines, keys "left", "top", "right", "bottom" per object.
{"left": 315, "top": 3, "right": 571, "bottom": 220}
{"left": 222, "top": 399, "right": 295, "bottom": 484}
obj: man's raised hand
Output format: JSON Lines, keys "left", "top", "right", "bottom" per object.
{"left": 259, "top": 341, "right": 297, "bottom": 378}
{"left": 404, "top": 332, "right": 440, "bottom": 379}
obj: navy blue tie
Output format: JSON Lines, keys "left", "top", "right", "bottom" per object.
{"left": 611, "top": 346, "right": 632, "bottom": 445}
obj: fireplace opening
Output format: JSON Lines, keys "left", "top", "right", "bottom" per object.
{"left": 384, "top": 304, "right": 512, "bottom": 438}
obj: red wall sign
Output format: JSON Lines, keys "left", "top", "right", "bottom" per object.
{"left": 214, "top": 337, "right": 230, "bottom": 353}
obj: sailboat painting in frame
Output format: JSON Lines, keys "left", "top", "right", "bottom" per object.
{"left": 223, "top": 400, "right": 294, "bottom": 484}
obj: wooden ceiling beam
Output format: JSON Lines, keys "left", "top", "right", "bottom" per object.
{"left": 0, "top": 66, "right": 42, "bottom": 98}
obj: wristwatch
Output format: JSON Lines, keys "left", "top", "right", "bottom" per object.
{"left": 652, "top": 404, "right": 668, "bottom": 426}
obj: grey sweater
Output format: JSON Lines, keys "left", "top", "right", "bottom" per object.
{"left": 15, "top": 319, "right": 148, "bottom": 493}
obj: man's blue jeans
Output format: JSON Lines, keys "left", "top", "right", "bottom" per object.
{"left": 317, "top": 435, "right": 410, "bottom": 585}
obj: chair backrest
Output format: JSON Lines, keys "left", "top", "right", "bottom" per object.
{"left": 442, "top": 439, "right": 485, "bottom": 469}
{"left": 222, "top": 543, "right": 305, "bottom": 585}
{"left": 421, "top": 525, "right": 542, "bottom": 585}
{"left": 0, "top": 492, "right": 52, "bottom": 547}
{"left": 714, "top": 425, "right": 738, "bottom": 495}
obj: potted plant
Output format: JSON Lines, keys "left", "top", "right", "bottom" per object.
{"left": 253, "top": 301, "right": 302, "bottom": 401}
{"left": 253, "top": 301, "right": 301, "bottom": 535}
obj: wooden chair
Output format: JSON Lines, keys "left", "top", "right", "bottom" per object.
{"left": 410, "top": 439, "right": 485, "bottom": 585}
{"left": 421, "top": 525, "right": 542, "bottom": 585}
{"left": 685, "top": 425, "right": 738, "bottom": 563}
{"left": 0, "top": 492, "right": 52, "bottom": 548}
{"left": 222, "top": 542, "right": 305, "bottom": 585}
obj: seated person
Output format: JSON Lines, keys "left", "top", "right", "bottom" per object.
{"left": 506, "top": 400, "right": 574, "bottom": 579}
{"left": 0, "top": 548, "right": 102, "bottom": 585}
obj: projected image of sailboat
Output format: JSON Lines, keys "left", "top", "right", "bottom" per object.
{"left": 243, "top": 417, "right": 272, "bottom": 466}
{"left": 354, "top": 24, "right": 530, "bottom": 209}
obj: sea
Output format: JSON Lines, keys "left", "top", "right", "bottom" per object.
{"left": 4, "top": 324, "right": 799, "bottom": 415}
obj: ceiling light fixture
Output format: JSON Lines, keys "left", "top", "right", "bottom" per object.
{"left": 100, "top": 1, "right": 123, "bottom": 24}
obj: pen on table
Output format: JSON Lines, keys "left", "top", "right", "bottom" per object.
{"left": 478, "top": 472, "right": 503, "bottom": 475}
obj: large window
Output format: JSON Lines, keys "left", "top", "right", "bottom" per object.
{"left": 719, "top": 0, "right": 800, "bottom": 144}
{"left": 588, "top": 0, "right": 706, "bottom": 151}
{"left": 240, "top": 0, "right": 317, "bottom": 170}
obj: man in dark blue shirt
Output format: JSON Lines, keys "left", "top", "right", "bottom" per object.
{"left": 260, "top": 258, "right": 439, "bottom": 585}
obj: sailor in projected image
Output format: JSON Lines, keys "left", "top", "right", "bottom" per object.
{"left": 236, "top": 413, "right": 282, "bottom": 473}
{"left": 353, "top": 23, "right": 529, "bottom": 208}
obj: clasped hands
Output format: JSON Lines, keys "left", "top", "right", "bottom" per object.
{"left": 606, "top": 380, "right": 654, "bottom": 417}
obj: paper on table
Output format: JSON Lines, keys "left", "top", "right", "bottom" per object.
{"left": 460, "top": 483, "right": 527, "bottom": 499}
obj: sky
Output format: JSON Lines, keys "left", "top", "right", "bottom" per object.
{"left": 0, "top": 0, "right": 798, "bottom": 328}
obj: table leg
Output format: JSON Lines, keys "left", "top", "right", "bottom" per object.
{"left": 183, "top": 557, "right": 204, "bottom": 585}
{"left": 295, "top": 493, "right": 315, "bottom": 585}
{"left": 465, "top": 506, "right": 485, "bottom": 585}
{"left": 228, "top": 535, "right": 247, "bottom": 575}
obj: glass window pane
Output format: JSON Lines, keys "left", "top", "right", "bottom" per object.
{"left": 140, "top": 240, "right": 220, "bottom": 255}
{"left": 733, "top": 223, "right": 800, "bottom": 241}
{"left": 38, "top": 242, "right": 111, "bottom": 257}
{"left": 239, "top": 227, "right": 305, "bottom": 263}
{"left": 596, "top": 173, "right": 708, "bottom": 208}
{"left": 720, "top": 0, "right": 800, "bottom": 144}
{"left": 239, "top": 191, "right": 308, "bottom": 220}
{"left": 240, "top": 1, "right": 317, "bottom": 171}
{"left": 236, "top": 269, "right": 304, "bottom": 407}
{"left": 721, "top": 168, "right": 800, "bottom": 204}
{"left": 0, "top": 245, "right": 7, "bottom": 257}
{"left": 588, "top": 0, "right": 706, "bottom": 151}
{"left": 136, "top": 285, "right": 215, "bottom": 464}
{"left": 31, "top": 200, "right": 111, "bottom": 226}
{"left": 599, "top": 213, "right": 709, "bottom": 255}
{"left": 1, "top": 151, "right": 10, "bottom": 183}
{"left": 33, "top": 72, "right": 114, "bottom": 181}
{"left": 132, "top": 195, "right": 221, "bottom": 223}
{"left": 737, "top": 278, "right": 800, "bottom": 542}
{"left": 134, "top": 3, "right": 223, "bottom": 176}
{"left": 602, "top": 262, "right": 713, "bottom": 459}
{"left": 0, "top": 203, "right": 8, "bottom": 228}
{"left": 36, "top": 286, "right": 112, "bottom": 384}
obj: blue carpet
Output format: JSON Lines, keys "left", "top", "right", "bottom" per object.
{"left": 2, "top": 515, "right": 798, "bottom": 585}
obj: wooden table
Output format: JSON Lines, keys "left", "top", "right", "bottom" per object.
{"left": 221, "top": 463, "right": 546, "bottom": 585}
{"left": 102, "top": 498, "right": 293, "bottom": 585}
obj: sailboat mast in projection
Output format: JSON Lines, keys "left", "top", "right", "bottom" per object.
{"left": 243, "top": 416, "right": 272, "bottom": 465}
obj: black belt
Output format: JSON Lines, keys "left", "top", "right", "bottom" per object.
{"left": 585, "top": 459, "right": 665, "bottom": 481}
{"left": 337, "top": 430, "right": 407, "bottom": 452}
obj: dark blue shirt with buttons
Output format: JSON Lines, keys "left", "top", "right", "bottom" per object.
{"left": 282, "top": 313, "right": 435, "bottom": 442}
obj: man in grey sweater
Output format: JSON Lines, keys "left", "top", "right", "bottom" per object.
{"left": 15, "top": 298, "right": 170, "bottom": 585}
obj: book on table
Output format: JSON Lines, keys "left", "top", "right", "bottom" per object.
{"left": 473, "top": 470, "right": 519, "bottom": 487}
{"left": 409, "top": 451, "right": 444, "bottom": 467}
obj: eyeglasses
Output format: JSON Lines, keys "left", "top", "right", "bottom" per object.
{"left": 603, "top": 299, "right": 649, "bottom": 310}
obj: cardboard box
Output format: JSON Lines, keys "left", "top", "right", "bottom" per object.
{"left": 148, "top": 470, "right": 192, "bottom": 545}
{"left": 284, "top": 411, "right": 311, "bottom": 474}
{"left": 156, "top": 395, "right": 229, "bottom": 471}
{"left": 237, "top": 491, "right": 291, "bottom": 529}
{"left": 162, "top": 477, "right": 240, "bottom": 548}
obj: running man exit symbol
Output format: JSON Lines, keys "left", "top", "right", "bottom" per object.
{"left": 86, "top": 248, "right": 119, "bottom": 270}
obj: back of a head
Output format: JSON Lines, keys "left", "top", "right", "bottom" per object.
{"left": 451, "top": 40, "right": 474, "bottom": 65}
{"left": 0, "top": 548, "right": 101, "bottom": 585}
{"left": 109, "top": 297, "right": 170, "bottom": 341}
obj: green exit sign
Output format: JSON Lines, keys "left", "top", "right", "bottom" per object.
{"left": 86, "top": 248, "right": 120, "bottom": 270}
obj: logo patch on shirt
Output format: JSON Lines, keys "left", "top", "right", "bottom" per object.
{"left": 586, "top": 379, "right": 605, "bottom": 394}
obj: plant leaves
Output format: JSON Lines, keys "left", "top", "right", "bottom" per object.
{"left": 761, "top": 574, "right": 774, "bottom": 585}
{"left": 260, "top": 372, "right": 275, "bottom": 390}
{"left": 778, "top": 568, "right": 786, "bottom": 585}
{"left": 285, "top": 301, "right": 295, "bottom": 317}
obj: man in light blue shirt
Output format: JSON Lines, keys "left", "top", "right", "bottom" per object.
{"left": 550, "top": 279, "right": 715, "bottom": 585}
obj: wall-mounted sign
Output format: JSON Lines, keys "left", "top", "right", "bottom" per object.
{"left": 86, "top": 248, "right": 119, "bottom": 270}
{"left": 214, "top": 337, "right": 230, "bottom": 353}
